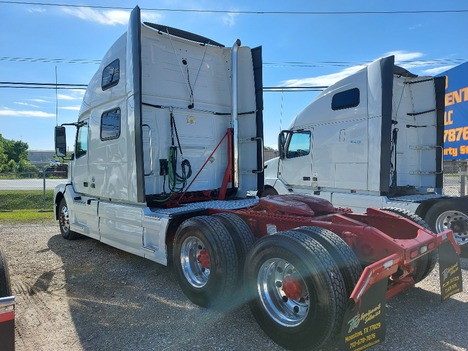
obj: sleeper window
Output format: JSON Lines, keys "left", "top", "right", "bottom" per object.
{"left": 101, "top": 59, "right": 120, "bottom": 90}
{"left": 332, "top": 88, "right": 360, "bottom": 110}
{"left": 101, "top": 108, "right": 121, "bottom": 141}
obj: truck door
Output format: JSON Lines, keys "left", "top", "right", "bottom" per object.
{"left": 279, "top": 130, "right": 312, "bottom": 189}
{"left": 71, "top": 121, "right": 90, "bottom": 195}
{"left": 68, "top": 120, "right": 99, "bottom": 239}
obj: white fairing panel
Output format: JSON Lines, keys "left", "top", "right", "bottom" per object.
{"left": 140, "top": 25, "right": 259, "bottom": 197}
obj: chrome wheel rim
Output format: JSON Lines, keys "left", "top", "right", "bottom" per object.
{"left": 435, "top": 210, "right": 468, "bottom": 243}
{"left": 180, "top": 236, "right": 210, "bottom": 288}
{"left": 59, "top": 205, "right": 70, "bottom": 234}
{"left": 257, "top": 258, "right": 309, "bottom": 327}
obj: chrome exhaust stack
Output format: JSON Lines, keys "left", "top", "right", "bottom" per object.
{"left": 231, "top": 39, "right": 241, "bottom": 190}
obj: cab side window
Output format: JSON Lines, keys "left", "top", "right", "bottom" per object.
{"left": 76, "top": 123, "right": 88, "bottom": 159}
{"left": 101, "top": 108, "right": 121, "bottom": 141}
{"left": 286, "top": 131, "right": 311, "bottom": 158}
{"left": 101, "top": 59, "right": 120, "bottom": 90}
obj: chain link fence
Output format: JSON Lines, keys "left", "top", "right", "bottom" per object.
{"left": 443, "top": 172, "right": 468, "bottom": 196}
{"left": 0, "top": 169, "right": 67, "bottom": 211}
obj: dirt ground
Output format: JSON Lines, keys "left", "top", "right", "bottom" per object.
{"left": 0, "top": 220, "right": 467, "bottom": 351}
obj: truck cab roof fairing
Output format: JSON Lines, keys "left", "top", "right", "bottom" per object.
{"left": 143, "top": 22, "right": 225, "bottom": 48}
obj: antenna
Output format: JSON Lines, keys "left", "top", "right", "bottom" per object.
{"left": 280, "top": 89, "right": 284, "bottom": 131}
{"left": 55, "top": 66, "right": 58, "bottom": 126}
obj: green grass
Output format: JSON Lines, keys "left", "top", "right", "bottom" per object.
{"left": 0, "top": 210, "right": 55, "bottom": 222}
{"left": 0, "top": 190, "right": 54, "bottom": 210}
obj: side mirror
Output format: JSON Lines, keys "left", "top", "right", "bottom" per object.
{"left": 278, "top": 130, "right": 289, "bottom": 160}
{"left": 55, "top": 126, "right": 67, "bottom": 157}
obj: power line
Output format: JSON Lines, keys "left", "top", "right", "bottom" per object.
{"left": 0, "top": 56, "right": 100, "bottom": 65}
{"left": 264, "top": 58, "right": 467, "bottom": 68}
{"left": 1, "top": 1, "right": 467, "bottom": 15}
{"left": 0, "top": 81, "right": 87, "bottom": 89}
{"left": 263, "top": 86, "right": 326, "bottom": 92}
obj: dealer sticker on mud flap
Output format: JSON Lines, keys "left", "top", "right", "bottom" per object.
{"left": 439, "top": 242, "right": 463, "bottom": 301}
{"left": 340, "top": 279, "right": 387, "bottom": 351}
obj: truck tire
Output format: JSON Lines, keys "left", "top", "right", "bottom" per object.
{"left": 294, "top": 226, "right": 362, "bottom": 298}
{"left": 0, "top": 248, "right": 12, "bottom": 298}
{"left": 383, "top": 207, "right": 437, "bottom": 282}
{"left": 244, "top": 230, "right": 346, "bottom": 350}
{"left": 212, "top": 213, "right": 254, "bottom": 281}
{"left": 58, "top": 198, "right": 81, "bottom": 240}
{"left": 424, "top": 200, "right": 468, "bottom": 257}
{"left": 172, "top": 216, "right": 238, "bottom": 307}
{"left": 259, "top": 186, "right": 278, "bottom": 197}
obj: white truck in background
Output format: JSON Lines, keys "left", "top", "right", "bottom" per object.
{"left": 263, "top": 56, "right": 468, "bottom": 252}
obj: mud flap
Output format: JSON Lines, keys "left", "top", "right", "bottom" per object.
{"left": 340, "top": 279, "right": 387, "bottom": 351}
{"left": 0, "top": 298, "right": 15, "bottom": 351}
{"left": 439, "top": 242, "right": 463, "bottom": 301}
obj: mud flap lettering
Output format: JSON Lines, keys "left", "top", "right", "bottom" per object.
{"left": 340, "top": 279, "right": 387, "bottom": 351}
{"left": 439, "top": 242, "right": 463, "bottom": 301}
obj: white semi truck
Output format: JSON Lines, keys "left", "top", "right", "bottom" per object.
{"left": 54, "top": 7, "right": 462, "bottom": 350}
{"left": 263, "top": 57, "right": 468, "bottom": 253}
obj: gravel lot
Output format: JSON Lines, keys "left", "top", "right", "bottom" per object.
{"left": 0, "top": 220, "right": 467, "bottom": 351}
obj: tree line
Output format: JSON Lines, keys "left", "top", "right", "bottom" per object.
{"left": 0, "top": 134, "right": 39, "bottom": 174}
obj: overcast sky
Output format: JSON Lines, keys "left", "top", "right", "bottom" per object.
{"left": 1, "top": 0, "right": 467, "bottom": 151}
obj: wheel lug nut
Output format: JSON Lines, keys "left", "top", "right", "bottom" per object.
{"left": 276, "top": 281, "right": 282, "bottom": 288}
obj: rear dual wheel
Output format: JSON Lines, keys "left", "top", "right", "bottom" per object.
{"left": 294, "top": 226, "right": 362, "bottom": 298}
{"left": 244, "top": 230, "right": 348, "bottom": 350}
{"left": 173, "top": 214, "right": 254, "bottom": 307}
{"left": 212, "top": 213, "right": 255, "bottom": 279}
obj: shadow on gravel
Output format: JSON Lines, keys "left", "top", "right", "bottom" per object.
{"left": 46, "top": 232, "right": 468, "bottom": 351}
{"left": 383, "top": 285, "right": 468, "bottom": 351}
{"left": 46, "top": 233, "right": 283, "bottom": 351}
